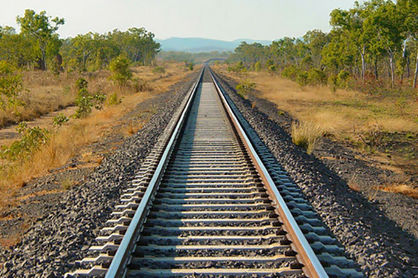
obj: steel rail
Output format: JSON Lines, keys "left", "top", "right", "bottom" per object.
{"left": 208, "top": 67, "right": 328, "bottom": 278}
{"left": 104, "top": 68, "right": 204, "bottom": 278}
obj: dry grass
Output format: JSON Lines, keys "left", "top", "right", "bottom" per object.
{"left": 215, "top": 65, "right": 418, "bottom": 138}
{"left": 60, "top": 177, "right": 79, "bottom": 190}
{"left": 0, "top": 232, "right": 22, "bottom": 248}
{"left": 375, "top": 184, "right": 418, "bottom": 199}
{"left": 17, "top": 189, "right": 65, "bottom": 201}
{"left": 123, "top": 121, "right": 145, "bottom": 137}
{"left": 291, "top": 121, "right": 323, "bottom": 154}
{"left": 0, "top": 62, "right": 190, "bottom": 209}
{"left": 0, "top": 71, "right": 79, "bottom": 128}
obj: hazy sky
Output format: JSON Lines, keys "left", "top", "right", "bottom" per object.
{"left": 2, "top": 0, "right": 362, "bottom": 41}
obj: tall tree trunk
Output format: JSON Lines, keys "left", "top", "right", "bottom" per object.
{"left": 374, "top": 57, "right": 379, "bottom": 80}
{"left": 389, "top": 52, "right": 395, "bottom": 87}
{"left": 413, "top": 51, "right": 418, "bottom": 88}
{"left": 406, "top": 56, "right": 410, "bottom": 78}
{"left": 82, "top": 54, "right": 87, "bottom": 72}
{"left": 361, "top": 46, "right": 366, "bottom": 82}
{"left": 40, "top": 46, "right": 47, "bottom": 71}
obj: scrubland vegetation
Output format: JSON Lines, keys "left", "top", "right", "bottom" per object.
{"left": 227, "top": 0, "right": 417, "bottom": 90}
{"left": 0, "top": 10, "right": 191, "bottom": 209}
{"left": 219, "top": 0, "right": 417, "bottom": 197}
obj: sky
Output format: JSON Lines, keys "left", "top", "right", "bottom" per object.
{"left": 1, "top": 0, "right": 363, "bottom": 41}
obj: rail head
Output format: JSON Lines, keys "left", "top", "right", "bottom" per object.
{"left": 104, "top": 68, "right": 204, "bottom": 278}
{"left": 208, "top": 67, "right": 328, "bottom": 278}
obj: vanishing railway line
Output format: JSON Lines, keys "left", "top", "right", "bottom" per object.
{"left": 69, "top": 67, "right": 362, "bottom": 277}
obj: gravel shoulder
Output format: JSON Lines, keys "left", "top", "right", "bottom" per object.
{"left": 0, "top": 71, "right": 199, "bottom": 277}
{"left": 214, "top": 71, "right": 417, "bottom": 278}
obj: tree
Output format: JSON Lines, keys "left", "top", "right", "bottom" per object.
{"left": 0, "top": 26, "right": 35, "bottom": 68}
{"left": 0, "top": 61, "right": 23, "bottom": 110}
{"left": 360, "top": 1, "right": 403, "bottom": 87}
{"left": 229, "top": 42, "right": 268, "bottom": 69}
{"left": 16, "top": 9, "right": 64, "bottom": 70}
{"left": 109, "top": 55, "right": 132, "bottom": 86}
{"left": 70, "top": 33, "right": 98, "bottom": 71}
{"left": 303, "top": 30, "right": 329, "bottom": 67}
{"left": 397, "top": 0, "right": 418, "bottom": 87}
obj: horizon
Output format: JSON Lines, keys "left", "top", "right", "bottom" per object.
{"left": 156, "top": 37, "right": 272, "bottom": 42}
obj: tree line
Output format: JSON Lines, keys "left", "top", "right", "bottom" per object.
{"left": 0, "top": 9, "right": 160, "bottom": 73}
{"left": 227, "top": 0, "right": 417, "bottom": 89}
{"left": 159, "top": 50, "right": 230, "bottom": 64}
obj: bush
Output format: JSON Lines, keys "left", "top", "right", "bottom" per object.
{"left": 76, "top": 77, "right": 88, "bottom": 91}
{"left": 337, "top": 70, "right": 350, "bottom": 88}
{"left": 328, "top": 74, "right": 338, "bottom": 92}
{"left": 0, "top": 61, "right": 23, "bottom": 110}
{"left": 107, "top": 92, "right": 121, "bottom": 105}
{"left": 109, "top": 55, "right": 132, "bottom": 86}
{"left": 152, "top": 66, "right": 165, "bottom": 74}
{"left": 228, "top": 61, "right": 246, "bottom": 73}
{"left": 0, "top": 122, "right": 49, "bottom": 160}
{"left": 291, "top": 121, "right": 323, "bottom": 154}
{"left": 53, "top": 113, "right": 69, "bottom": 127}
{"left": 301, "top": 56, "right": 313, "bottom": 68}
{"left": 254, "top": 61, "right": 261, "bottom": 72}
{"left": 281, "top": 65, "right": 300, "bottom": 80}
{"left": 296, "top": 71, "right": 309, "bottom": 86}
{"left": 307, "top": 68, "right": 327, "bottom": 85}
{"left": 73, "top": 79, "right": 106, "bottom": 118}
{"left": 236, "top": 80, "right": 255, "bottom": 98}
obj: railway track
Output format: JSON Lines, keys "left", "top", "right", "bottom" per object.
{"left": 68, "top": 67, "right": 362, "bottom": 277}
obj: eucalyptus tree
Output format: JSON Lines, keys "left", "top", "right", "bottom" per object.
{"left": 16, "top": 9, "right": 64, "bottom": 70}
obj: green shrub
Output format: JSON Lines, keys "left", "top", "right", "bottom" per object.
{"left": 73, "top": 79, "right": 106, "bottom": 118}
{"left": 152, "top": 66, "right": 165, "bottom": 74}
{"left": 0, "top": 122, "right": 49, "bottom": 160}
{"left": 281, "top": 65, "right": 300, "bottom": 80}
{"left": 307, "top": 68, "right": 327, "bottom": 85}
{"left": 236, "top": 80, "right": 255, "bottom": 98}
{"left": 337, "top": 70, "right": 350, "bottom": 88}
{"left": 268, "top": 64, "right": 277, "bottom": 73}
{"left": 228, "top": 61, "right": 246, "bottom": 73}
{"left": 301, "top": 56, "right": 313, "bottom": 68}
{"left": 254, "top": 61, "right": 261, "bottom": 72}
{"left": 296, "top": 71, "right": 309, "bottom": 86}
{"left": 75, "top": 77, "right": 88, "bottom": 91}
{"left": 109, "top": 55, "right": 132, "bottom": 86}
{"left": 328, "top": 74, "right": 338, "bottom": 92}
{"left": 107, "top": 92, "right": 121, "bottom": 105}
{"left": 0, "top": 61, "right": 23, "bottom": 110}
{"left": 53, "top": 113, "right": 69, "bottom": 127}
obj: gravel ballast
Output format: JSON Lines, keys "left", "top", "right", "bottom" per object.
{"left": 213, "top": 71, "right": 417, "bottom": 278}
{"left": 0, "top": 71, "right": 199, "bottom": 277}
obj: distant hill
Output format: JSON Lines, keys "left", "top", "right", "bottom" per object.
{"left": 157, "top": 37, "right": 272, "bottom": 52}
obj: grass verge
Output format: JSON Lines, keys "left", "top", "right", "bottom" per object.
{"left": 0, "top": 62, "right": 191, "bottom": 209}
